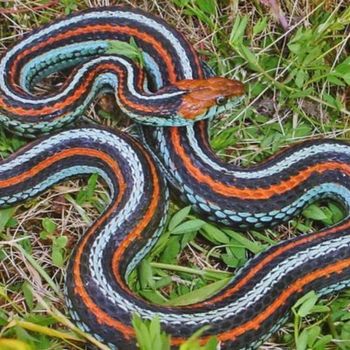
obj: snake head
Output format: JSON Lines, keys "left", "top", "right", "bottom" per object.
{"left": 174, "top": 77, "right": 245, "bottom": 121}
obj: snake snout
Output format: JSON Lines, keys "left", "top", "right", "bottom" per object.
{"left": 225, "top": 79, "right": 245, "bottom": 97}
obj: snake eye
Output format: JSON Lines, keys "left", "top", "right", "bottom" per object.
{"left": 216, "top": 96, "right": 227, "bottom": 106}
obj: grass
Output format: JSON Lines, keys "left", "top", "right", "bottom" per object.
{"left": 0, "top": 0, "right": 350, "bottom": 349}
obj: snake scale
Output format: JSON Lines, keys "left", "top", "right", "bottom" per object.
{"left": 1, "top": 6, "right": 350, "bottom": 350}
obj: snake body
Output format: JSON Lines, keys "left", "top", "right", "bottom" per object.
{"left": 0, "top": 7, "right": 242, "bottom": 135}
{"left": 1, "top": 6, "right": 350, "bottom": 350}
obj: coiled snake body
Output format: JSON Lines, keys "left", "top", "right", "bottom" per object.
{"left": 1, "top": 6, "right": 350, "bottom": 350}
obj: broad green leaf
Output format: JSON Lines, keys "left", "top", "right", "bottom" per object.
{"left": 139, "top": 260, "right": 155, "bottom": 290}
{"left": 86, "top": 173, "right": 98, "bottom": 196}
{"left": 293, "top": 291, "right": 318, "bottom": 310}
{"left": 0, "top": 309, "right": 8, "bottom": 326}
{"left": 172, "top": 0, "right": 190, "bottom": 6}
{"left": 76, "top": 173, "right": 99, "bottom": 205}
{"left": 342, "top": 72, "right": 350, "bottom": 85}
{"left": 289, "top": 88, "right": 314, "bottom": 99}
{"left": 314, "top": 335, "right": 332, "bottom": 350}
{"left": 166, "top": 277, "right": 231, "bottom": 306}
{"left": 295, "top": 69, "right": 306, "bottom": 88}
{"left": 181, "top": 231, "right": 197, "bottom": 248}
{"left": 61, "top": 0, "right": 77, "bottom": 14}
{"left": 296, "top": 328, "right": 308, "bottom": 350}
{"left": 168, "top": 206, "right": 191, "bottom": 231}
{"left": 322, "top": 93, "right": 343, "bottom": 110}
{"left": 52, "top": 247, "right": 64, "bottom": 267}
{"left": 172, "top": 219, "right": 205, "bottom": 235}
{"left": 106, "top": 40, "right": 144, "bottom": 65}
{"left": 150, "top": 230, "right": 171, "bottom": 257}
{"left": 42, "top": 218, "right": 56, "bottom": 234}
{"left": 327, "top": 74, "right": 345, "bottom": 86}
{"left": 239, "top": 44, "right": 260, "bottom": 71}
{"left": 222, "top": 253, "right": 240, "bottom": 267}
{"left": 19, "top": 238, "right": 32, "bottom": 255}
{"left": 138, "top": 290, "right": 166, "bottom": 305}
{"left": 154, "top": 276, "right": 172, "bottom": 290}
{"left": 295, "top": 291, "right": 319, "bottom": 317}
{"left": 179, "top": 326, "right": 217, "bottom": 350}
{"left": 160, "top": 236, "right": 181, "bottom": 263}
{"left": 24, "top": 314, "right": 56, "bottom": 327}
{"left": 302, "top": 204, "right": 328, "bottom": 221}
{"left": 201, "top": 223, "right": 229, "bottom": 244}
{"left": 22, "top": 281, "right": 34, "bottom": 311}
{"left": 310, "top": 305, "right": 330, "bottom": 313}
{"left": 306, "top": 325, "right": 321, "bottom": 347}
{"left": 202, "top": 337, "right": 218, "bottom": 350}
{"left": 253, "top": 17, "right": 268, "bottom": 35}
{"left": 224, "top": 229, "right": 263, "bottom": 253}
{"left": 223, "top": 245, "right": 246, "bottom": 267}
{"left": 132, "top": 315, "right": 170, "bottom": 350}
{"left": 195, "top": 0, "right": 216, "bottom": 15}
{"left": 54, "top": 236, "right": 68, "bottom": 249}
{"left": 39, "top": 231, "right": 49, "bottom": 240}
{"left": 229, "top": 16, "right": 248, "bottom": 46}
{"left": 335, "top": 57, "right": 350, "bottom": 75}
{"left": 0, "top": 207, "right": 16, "bottom": 233}
{"left": 134, "top": 318, "right": 153, "bottom": 350}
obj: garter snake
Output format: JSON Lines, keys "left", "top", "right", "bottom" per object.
{"left": 1, "top": 6, "right": 350, "bottom": 350}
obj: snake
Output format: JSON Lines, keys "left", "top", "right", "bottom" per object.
{"left": 1, "top": 5, "right": 350, "bottom": 350}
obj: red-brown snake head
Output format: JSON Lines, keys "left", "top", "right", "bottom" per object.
{"left": 174, "top": 77, "right": 245, "bottom": 120}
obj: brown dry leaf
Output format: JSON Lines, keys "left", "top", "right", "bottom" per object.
{"left": 255, "top": 98, "right": 275, "bottom": 116}
{"left": 259, "top": 0, "right": 289, "bottom": 31}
